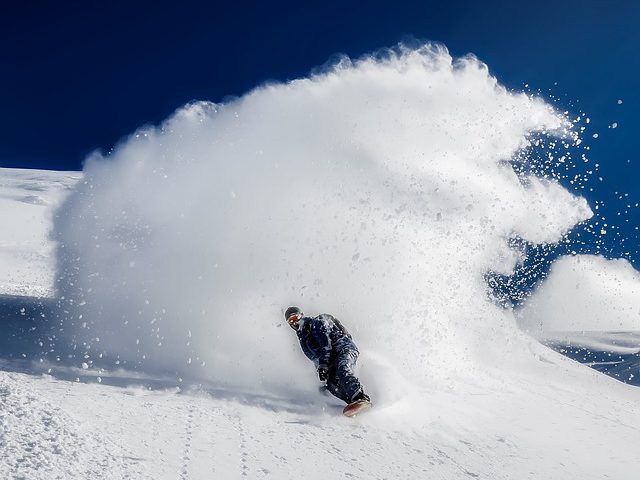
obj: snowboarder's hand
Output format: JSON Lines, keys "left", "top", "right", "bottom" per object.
{"left": 318, "top": 367, "right": 328, "bottom": 382}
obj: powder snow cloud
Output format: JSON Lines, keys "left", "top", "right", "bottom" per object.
{"left": 53, "top": 44, "right": 592, "bottom": 399}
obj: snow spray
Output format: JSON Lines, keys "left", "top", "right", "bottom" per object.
{"left": 53, "top": 44, "right": 593, "bottom": 399}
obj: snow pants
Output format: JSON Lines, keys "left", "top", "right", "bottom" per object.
{"left": 325, "top": 346, "right": 363, "bottom": 404}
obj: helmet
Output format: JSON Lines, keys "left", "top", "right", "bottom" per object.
{"left": 284, "top": 306, "right": 302, "bottom": 320}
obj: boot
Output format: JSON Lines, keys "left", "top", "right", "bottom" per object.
{"left": 350, "top": 390, "right": 370, "bottom": 403}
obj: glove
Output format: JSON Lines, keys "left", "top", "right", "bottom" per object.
{"left": 318, "top": 366, "right": 328, "bottom": 382}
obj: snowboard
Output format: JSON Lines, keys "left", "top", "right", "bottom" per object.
{"left": 343, "top": 399, "right": 372, "bottom": 417}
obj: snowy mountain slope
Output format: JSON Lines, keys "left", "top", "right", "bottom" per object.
{"left": 0, "top": 292, "right": 639, "bottom": 479}
{"left": 1, "top": 353, "right": 639, "bottom": 479}
{"left": 0, "top": 168, "right": 80, "bottom": 297}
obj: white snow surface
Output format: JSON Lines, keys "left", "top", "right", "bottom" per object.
{"left": 1, "top": 359, "right": 639, "bottom": 479}
{"left": 0, "top": 168, "right": 80, "bottom": 297}
{"left": 0, "top": 44, "right": 639, "bottom": 479}
{"left": 518, "top": 255, "right": 640, "bottom": 335}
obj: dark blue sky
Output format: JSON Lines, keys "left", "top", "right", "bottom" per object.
{"left": 2, "top": 0, "right": 639, "bottom": 262}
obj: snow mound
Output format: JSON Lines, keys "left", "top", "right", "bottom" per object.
{"left": 518, "top": 254, "right": 640, "bottom": 337}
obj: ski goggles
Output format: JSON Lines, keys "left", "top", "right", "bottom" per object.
{"left": 287, "top": 313, "right": 302, "bottom": 327}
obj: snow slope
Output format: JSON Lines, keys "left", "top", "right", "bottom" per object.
{"left": 1, "top": 44, "right": 640, "bottom": 479}
{"left": 0, "top": 168, "right": 80, "bottom": 297}
{"left": 1, "top": 354, "right": 639, "bottom": 479}
{"left": 0, "top": 353, "right": 640, "bottom": 480}
{"left": 518, "top": 255, "right": 640, "bottom": 335}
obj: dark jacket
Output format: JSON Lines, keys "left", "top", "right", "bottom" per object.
{"left": 296, "top": 313, "right": 358, "bottom": 368}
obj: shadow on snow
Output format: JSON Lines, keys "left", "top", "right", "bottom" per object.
{"left": 0, "top": 294, "right": 339, "bottom": 415}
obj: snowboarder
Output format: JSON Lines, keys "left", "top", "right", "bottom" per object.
{"left": 284, "top": 306, "right": 371, "bottom": 415}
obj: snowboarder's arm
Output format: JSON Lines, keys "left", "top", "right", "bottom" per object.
{"left": 331, "top": 316, "right": 351, "bottom": 338}
{"left": 312, "top": 320, "right": 333, "bottom": 368}
{"left": 298, "top": 338, "right": 316, "bottom": 362}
